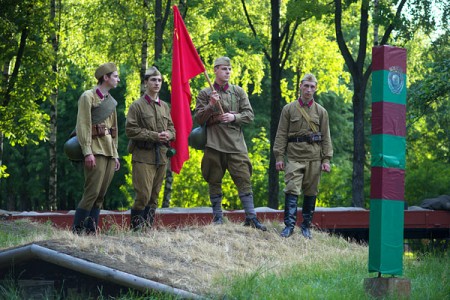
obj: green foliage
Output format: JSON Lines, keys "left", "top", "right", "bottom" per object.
{"left": 405, "top": 159, "right": 450, "bottom": 205}
{"left": 319, "top": 160, "right": 353, "bottom": 207}
{"left": 286, "top": 0, "right": 332, "bottom": 22}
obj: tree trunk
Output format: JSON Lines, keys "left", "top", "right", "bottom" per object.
{"left": 268, "top": 0, "right": 282, "bottom": 209}
{"left": 351, "top": 84, "right": 366, "bottom": 208}
{"left": 0, "top": 62, "right": 9, "bottom": 181}
{"left": 334, "top": 0, "right": 370, "bottom": 207}
{"left": 162, "top": 163, "right": 173, "bottom": 208}
{"left": 154, "top": 0, "right": 163, "bottom": 62}
{"left": 140, "top": 0, "right": 149, "bottom": 96}
{"left": 48, "top": 0, "right": 59, "bottom": 210}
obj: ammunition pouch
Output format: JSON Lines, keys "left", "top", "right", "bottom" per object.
{"left": 166, "top": 147, "right": 176, "bottom": 158}
{"left": 92, "top": 124, "right": 116, "bottom": 138}
{"left": 309, "top": 132, "right": 322, "bottom": 144}
{"left": 92, "top": 124, "right": 106, "bottom": 138}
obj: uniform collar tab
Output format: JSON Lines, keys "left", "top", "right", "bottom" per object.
{"left": 213, "top": 82, "right": 230, "bottom": 92}
{"left": 299, "top": 98, "right": 314, "bottom": 107}
{"left": 145, "top": 94, "right": 160, "bottom": 105}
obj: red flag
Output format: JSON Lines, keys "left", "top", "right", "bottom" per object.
{"left": 170, "top": 5, "right": 205, "bottom": 173}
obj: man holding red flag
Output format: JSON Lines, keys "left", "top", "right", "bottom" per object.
{"left": 194, "top": 57, "right": 267, "bottom": 231}
{"left": 170, "top": 5, "right": 205, "bottom": 174}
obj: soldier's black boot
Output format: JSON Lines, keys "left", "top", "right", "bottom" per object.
{"left": 210, "top": 194, "right": 223, "bottom": 224}
{"left": 300, "top": 195, "right": 316, "bottom": 239}
{"left": 130, "top": 209, "right": 144, "bottom": 231}
{"left": 244, "top": 215, "right": 267, "bottom": 231}
{"left": 280, "top": 193, "right": 298, "bottom": 238}
{"left": 85, "top": 208, "right": 100, "bottom": 235}
{"left": 143, "top": 206, "right": 156, "bottom": 228}
{"left": 72, "top": 208, "right": 90, "bottom": 235}
{"left": 240, "top": 193, "right": 267, "bottom": 231}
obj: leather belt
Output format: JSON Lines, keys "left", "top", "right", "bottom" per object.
{"left": 288, "top": 136, "right": 309, "bottom": 143}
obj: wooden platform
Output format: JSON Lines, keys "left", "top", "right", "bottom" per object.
{"left": 3, "top": 207, "right": 449, "bottom": 240}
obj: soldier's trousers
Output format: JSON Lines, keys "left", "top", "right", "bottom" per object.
{"left": 77, "top": 155, "right": 116, "bottom": 210}
{"left": 131, "top": 161, "right": 166, "bottom": 210}
{"left": 283, "top": 160, "right": 321, "bottom": 196}
{"left": 201, "top": 147, "right": 253, "bottom": 195}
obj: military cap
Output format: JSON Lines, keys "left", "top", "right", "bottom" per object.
{"left": 214, "top": 56, "right": 231, "bottom": 67}
{"left": 95, "top": 62, "right": 117, "bottom": 80}
{"left": 301, "top": 73, "right": 318, "bottom": 84}
{"left": 144, "top": 66, "right": 161, "bottom": 77}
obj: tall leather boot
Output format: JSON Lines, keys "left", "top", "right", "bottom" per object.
{"left": 280, "top": 194, "right": 298, "bottom": 238}
{"left": 130, "top": 209, "right": 144, "bottom": 231}
{"left": 72, "top": 208, "right": 90, "bottom": 235}
{"left": 300, "top": 195, "right": 316, "bottom": 239}
{"left": 210, "top": 194, "right": 223, "bottom": 224}
{"left": 241, "top": 193, "right": 267, "bottom": 231}
{"left": 143, "top": 206, "right": 156, "bottom": 228}
{"left": 85, "top": 208, "right": 100, "bottom": 235}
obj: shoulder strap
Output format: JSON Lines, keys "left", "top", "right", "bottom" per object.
{"left": 91, "top": 95, "right": 117, "bottom": 125}
{"left": 297, "top": 103, "right": 318, "bottom": 132}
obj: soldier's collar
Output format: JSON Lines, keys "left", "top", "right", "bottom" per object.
{"left": 213, "top": 82, "right": 230, "bottom": 92}
{"left": 298, "top": 98, "right": 314, "bottom": 108}
{"left": 95, "top": 88, "right": 109, "bottom": 100}
{"left": 145, "top": 94, "right": 160, "bottom": 106}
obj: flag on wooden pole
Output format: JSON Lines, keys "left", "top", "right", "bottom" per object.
{"left": 170, "top": 5, "right": 205, "bottom": 173}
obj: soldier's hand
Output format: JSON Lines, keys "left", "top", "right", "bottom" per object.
{"left": 114, "top": 158, "right": 120, "bottom": 171}
{"left": 221, "top": 112, "right": 235, "bottom": 123}
{"left": 84, "top": 154, "right": 96, "bottom": 169}
{"left": 276, "top": 161, "right": 285, "bottom": 171}
{"left": 158, "top": 131, "right": 170, "bottom": 142}
{"left": 209, "top": 91, "right": 219, "bottom": 105}
{"left": 321, "top": 163, "right": 331, "bottom": 173}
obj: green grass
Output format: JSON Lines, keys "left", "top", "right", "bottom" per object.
{"left": 216, "top": 250, "right": 449, "bottom": 300}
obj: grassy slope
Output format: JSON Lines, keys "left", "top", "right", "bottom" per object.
{"left": 0, "top": 219, "right": 448, "bottom": 299}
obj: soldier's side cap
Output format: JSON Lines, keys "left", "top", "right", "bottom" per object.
{"left": 145, "top": 66, "right": 161, "bottom": 77}
{"left": 301, "top": 73, "right": 318, "bottom": 84}
{"left": 95, "top": 62, "right": 117, "bottom": 80}
{"left": 214, "top": 56, "right": 231, "bottom": 67}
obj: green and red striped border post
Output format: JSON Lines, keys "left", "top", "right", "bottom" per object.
{"left": 369, "top": 45, "right": 407, "bottom": 275}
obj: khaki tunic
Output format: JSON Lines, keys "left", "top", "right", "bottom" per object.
{"left": 195, "top": 84, "right": 254, "bottom": 195}
{"left": 75, "top": 88, "right": 119, "bottom": 210}
{"left": 76, "top": 88, "right": 119, "bottom": 158}
{"left": 195, "top": 84, "right": 253, "bottom": 153}
{"left": 126, "top": 96, "right": 175, "bottom": 165}
{"left": 273, "top": 100, "right": 333, "bottom": 196}
{"left": 126, "top": 96, "right": 175, "bottom": 210}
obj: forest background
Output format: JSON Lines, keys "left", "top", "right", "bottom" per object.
{"left": 0, "top": 0, "right": 449, "bottom": 212}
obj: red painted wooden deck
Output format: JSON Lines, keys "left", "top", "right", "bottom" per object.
{"left": 4, "top": 208, "right": 449, "bottom": 240}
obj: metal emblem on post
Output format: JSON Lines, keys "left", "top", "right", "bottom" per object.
{"left": 388, "top": 66, "right": 404, "bottom": 94}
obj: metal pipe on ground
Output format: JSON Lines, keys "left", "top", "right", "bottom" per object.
{"left": 0, "top": 244, "right": 202, "bottom": 299}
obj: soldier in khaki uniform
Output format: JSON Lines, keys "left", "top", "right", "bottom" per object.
{"left": 126, "top": 67, "right": 175, "bottom": 231}
{"left": 72, "top": 62, "right": 121, "bottom": 234}
{"left": 274, "top": 73, "right": 333, "bottom": 239}
{"left": 195, "top": 56, "right": 266, "bottom": 231}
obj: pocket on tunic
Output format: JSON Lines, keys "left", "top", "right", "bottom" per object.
{"left": 290, "top": 117, "right": 302, "bottom": 131}
{"left": 142, "top": 113, "right": 155, "bottom": 128}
